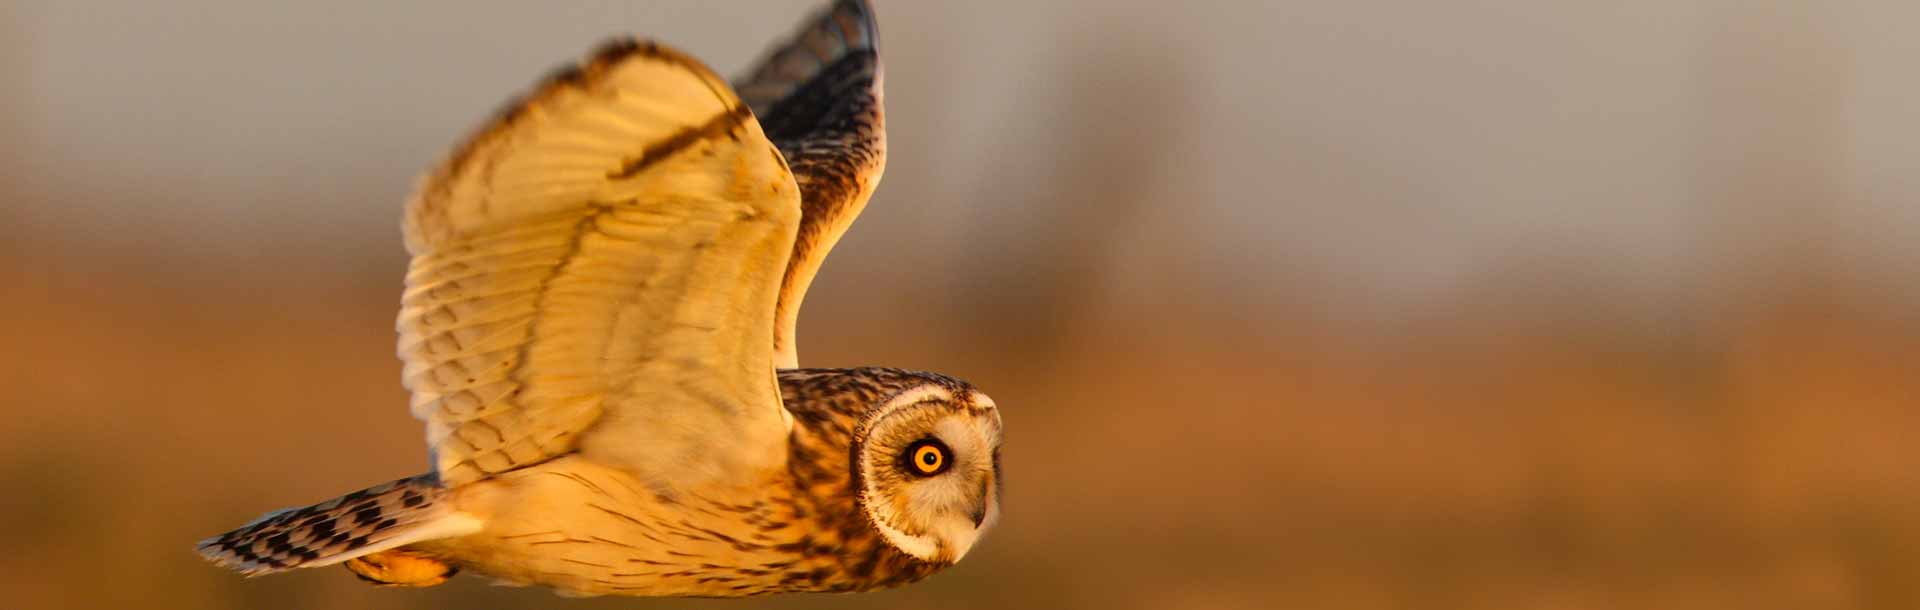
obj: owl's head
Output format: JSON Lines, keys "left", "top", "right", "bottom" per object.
{"left": 853, "top": 382, "right": 1002, "bottom": 564}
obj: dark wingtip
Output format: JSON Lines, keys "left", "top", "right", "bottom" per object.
{"left": 837, "top": 0, "right": 881, "bottom": 54}
{"left": 735, "top": 0, "right": 884, "bottom": 118}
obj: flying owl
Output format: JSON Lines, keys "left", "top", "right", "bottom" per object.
{"left": 195, "top": 0, "right": 1003, "bottom": 597}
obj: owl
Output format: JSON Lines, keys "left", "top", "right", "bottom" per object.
{"left": 195, "top": 0, "right": 1003, "bottom": 598}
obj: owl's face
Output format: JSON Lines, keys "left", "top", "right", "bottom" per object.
{"left": 855, "top": 384, "right": 1002, "bottom": 563}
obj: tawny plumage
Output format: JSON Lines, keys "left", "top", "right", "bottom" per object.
{"left": 196, "top": 0, "right": 1003, "bottom": 598}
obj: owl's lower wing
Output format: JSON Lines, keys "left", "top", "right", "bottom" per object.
{"left": 401, "top": 40, "right": 800, "bottom": 487}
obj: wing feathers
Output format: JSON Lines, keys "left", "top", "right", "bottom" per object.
{"left": 735, "top": 0, "right": 886, "bottom": 368}
{"left": 407, "top": 40, "right": 748, "bottom": 252}
{"left": 609, "top": 105, "right": 755, "bottom": 180}
{"left": 400, "top": 39, "right": 799, "bottom": 486}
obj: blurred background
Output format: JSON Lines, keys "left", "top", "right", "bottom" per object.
{"left": 2, "top": 1, "right": 1917, "bottom": 608}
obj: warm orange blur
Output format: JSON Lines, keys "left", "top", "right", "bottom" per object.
{"left": 3, "top": 1, "right": 1916, "bottom": 609}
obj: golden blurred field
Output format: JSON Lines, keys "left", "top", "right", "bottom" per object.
{"left": 2, "top": 258, "right": 1915, "bottom": 610}
{"left": 3, "top": 1, "right": 1918, "bottom": 609}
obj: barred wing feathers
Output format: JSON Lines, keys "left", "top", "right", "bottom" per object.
{"left": 735, "top": 0, "right": 887, "bottom": 369}
{"left": 400, "top": 40, "right": 800, "bottom": 486}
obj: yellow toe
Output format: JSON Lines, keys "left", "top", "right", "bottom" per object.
{"left": 343, "top": 550, "right": 457, "bottom": 587}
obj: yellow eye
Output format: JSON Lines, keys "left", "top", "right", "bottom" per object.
{"left": 905, "top": 439, "right": 950, "bottom": 476}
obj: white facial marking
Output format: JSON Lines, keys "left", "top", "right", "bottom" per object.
{"left": 875, "top": 386, "right": 953, "bottom": 415}
{"left": 968, "top": 392, "right": 997, "bottom": 409}
{"left": 870, "top": 512, "right": 941, "bottom": 559}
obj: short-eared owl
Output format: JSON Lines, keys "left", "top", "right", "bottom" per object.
{"left": 196, "top": 0, "right": 1003, "bottom": 597}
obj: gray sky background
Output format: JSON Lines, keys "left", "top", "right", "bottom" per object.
{"left": 4, "top": 0, "right": 1915, "bottom": 329}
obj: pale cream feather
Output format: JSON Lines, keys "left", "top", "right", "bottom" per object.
{"left": 398, "top": 42, "right": 799, "bottom": 486}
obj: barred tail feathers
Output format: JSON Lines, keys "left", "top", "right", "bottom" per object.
{"left": 195, "top": 474, "right": 482, "bottom": 576}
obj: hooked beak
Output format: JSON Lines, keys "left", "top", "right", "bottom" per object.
{"left": 968, "top": 477, "right": 994, "bottom": 527}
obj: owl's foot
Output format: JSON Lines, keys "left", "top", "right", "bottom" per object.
{"left": 344, "top": 550, "right": 458, "bottom": 587}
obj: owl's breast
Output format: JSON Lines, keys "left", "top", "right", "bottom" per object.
{"left": 417, "top": 454, "right": 942, "bottom": 597}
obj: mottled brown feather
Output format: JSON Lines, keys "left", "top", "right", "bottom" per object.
{"left": 195, "top": 474, "right": 450, "bottom": 576}
{"left": 736, "top": 0, "right": 888, "bottom": 368}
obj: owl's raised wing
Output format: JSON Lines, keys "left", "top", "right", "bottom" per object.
{"left": 401, "top": 40, "right": 799, "bottom": 486}
{"left": 735, "top": 0, "right": 886, "bottom": 369}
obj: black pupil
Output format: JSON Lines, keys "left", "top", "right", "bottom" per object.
{"left": 921, "top": 449, "right": 939, "bottom": 465}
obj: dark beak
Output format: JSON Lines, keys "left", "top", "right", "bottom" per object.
{"left": 968, "top": 479, "right": 993, "bottom": 527}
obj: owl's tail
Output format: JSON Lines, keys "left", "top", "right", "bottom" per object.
{"left": 195, "top": 473, "right": 482, "bottom": 576}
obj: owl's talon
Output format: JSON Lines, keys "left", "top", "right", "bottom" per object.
{"left": 344, "top": 550, "right": 457, "bottom": 587}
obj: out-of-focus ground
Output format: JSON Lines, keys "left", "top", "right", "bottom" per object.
{"left": 2, "top": 1, "right": 1917, "bottom": 609}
